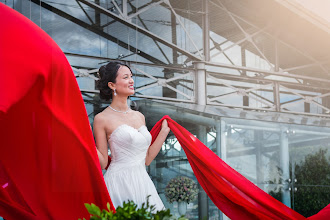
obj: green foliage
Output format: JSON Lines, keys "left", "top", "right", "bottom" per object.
{"left": 79, "top": 196, "right": 173, "bottom": 220}
{"left": 165, "top": 176, "right": 199, "bottom": 204}
{"left": 292, "top": 149, "right": 330, "bottom": 217}
{"left": 269, "top": 148, "right": 330, "bottom": 217}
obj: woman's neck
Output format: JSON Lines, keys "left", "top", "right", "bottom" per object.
{"left": 110, "top": 96, "right": 129, "bottom": 111}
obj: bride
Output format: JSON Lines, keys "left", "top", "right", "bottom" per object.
{"left": 93, "top": 61, "right": 170, "bottom": 211}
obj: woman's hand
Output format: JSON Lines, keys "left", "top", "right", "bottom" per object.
{"left": 161, "top": 119, "right": 170, "bottom": 134}
{"left": 145, "top": 119, "right": 170, "bottom": 166}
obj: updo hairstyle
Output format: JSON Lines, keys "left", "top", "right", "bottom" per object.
{"left": 97, "top": 61, "right": 132, "bottom": 101}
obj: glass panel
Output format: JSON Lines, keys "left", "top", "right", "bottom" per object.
{"left": 223, "top": 119, "right": 283, "bottom": 196}
{"left": 223, "top": 117, "right": 330, "bottom": 218}
{"left": 289, "top": 131, "right": 330, "bottom": 217}
{"left": 146, "top": 126, "right": 200, "bottom": 219}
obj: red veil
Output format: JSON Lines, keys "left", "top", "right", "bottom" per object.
{"left": 150, "top": 116, "right": 330, "bottom": 220}
{"left": 0, "top": 4, "right": 114, "bottom": 220}
{"left": 0, "top": 3, "right": 329, "bottom": 220}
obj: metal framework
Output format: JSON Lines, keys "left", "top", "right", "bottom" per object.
{"left": 48, "top": 0, "right": 329, "bottom": 118}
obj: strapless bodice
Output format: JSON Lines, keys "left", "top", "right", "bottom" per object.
{"left": 107, "top": 124, "right": 152, "bottom": 171}
{"left": 104, "top": 124, "right": 165, "bottom": 211}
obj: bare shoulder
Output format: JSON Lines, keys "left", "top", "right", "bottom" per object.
{"left": 129, "top": 110, "right": 145, "bottom": 126}
{"left": 93, "top": 111, "right": 109, "bottom": 127}
{"left": 132, "top": 110, "right": 145, "bottom": 121}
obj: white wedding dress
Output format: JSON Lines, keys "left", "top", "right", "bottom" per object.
{"left": 103, "top": 124, "right": 165, "bottom": 211}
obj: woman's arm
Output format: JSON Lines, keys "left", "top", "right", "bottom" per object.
{"left": 93, "top": 114, "right": 109, "bottom": 169}
{"left": 145, "top": 119, "right": 170, "bottom": 166}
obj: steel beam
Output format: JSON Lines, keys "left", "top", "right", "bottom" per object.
{"left": 206, "top": 61, "right": 330, "bottom": 84}
{"left": 210, "top": 0, "right": 330, "bottom": 77}
{"left": 216, "top": 0, "right": 273, "bottom": 69}
{"left": 31, "top": 0, "right": 166, "bottom": 65}
{"left": 127, "top": 1, "right": 171, "bottom": 64}
{"left": 127, "top": 0, "right": 165, "bottom": 20}
{"left": 78, "top": 0, "right": 202, "bottom": 61}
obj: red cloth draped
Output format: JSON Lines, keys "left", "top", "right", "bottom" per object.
{"left": 307, "top": 204, "right": 330, "bottom": 220}
{"left": 150, "top": 116, "right": 329, "bottom": 220}
{"left": 0, "top": 4, "right": 114, "bottom": 220}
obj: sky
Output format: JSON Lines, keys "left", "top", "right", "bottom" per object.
{"left": 294, "top": 0, "right": 330, "bottom": 23}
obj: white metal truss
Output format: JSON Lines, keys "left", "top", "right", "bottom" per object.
{"left": 70, "top": 50, "right": 330, "bottom": 116}
{"left": 207, "top": 74, "right": 275, "bottom": 109}
{"left": 124, "top": 0, "right": 203, "bottom": 59}
{"left": 127, "top": 0, "right": 166, "bottom": 20}
{"left": 279, "top": 85, "right": 330, "bottom": 113}
{"left": 164, "top": 0, "right": 204, "bottom": 59}
{"left": 206, "top": 61, "right": 330, "bottom": 85}
{"left": 77, "top": 0, "right": 202, "bottom": 61}
{"left": 76, "top": 0, "right": 94, "bottom": 24}
{"left": 61, "top": 0, "right": 330, "bottom": 118}
{"left": 131, "top": 65, "right": 195, "bottom": 102}
{"left": 111, "top": 0, "right": 126, "bottom": 19}
{"left": 210, "top": 27, "right": 266, "bottom": 60}
{"left": 283, "top": 61, "right": 330, "bottom": 72}
{"left": 204, "top": 61, "right": 330, "bottom": 116}
{"left": 72, "top": 66, "right": 99, "bottom": 80}
{"left": 214, "top": 0, "right": 273, "bottom": 69}
{"left": 210, "top": 0, "right": 330, "bottom": 76}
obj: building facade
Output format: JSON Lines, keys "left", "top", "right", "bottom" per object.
{"left": 4, "top": 0, "right": 330, "bottom": 219}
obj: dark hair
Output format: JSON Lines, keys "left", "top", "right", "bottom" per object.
{"left": 97, "top": 61, "right": 132, "bottom": 101}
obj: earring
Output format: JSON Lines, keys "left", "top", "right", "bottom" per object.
{"left": 114, "top": 89, "right": 117, "bottom": 96}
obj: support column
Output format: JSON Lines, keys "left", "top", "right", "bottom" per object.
{"left": 216, "top": 121, "right": 221, "bottom": 157}
{"left": 123, "top": 0, "right": 128, "bottom": 17}
{"left": 241, "top": 45, "right": 249, "bottom": 107}
{"left": 221, "top": 120, "right": 227, "bottom": 162}
{"left": 203, "top": 0, "right": 210, "bottom": 62}
{"left": 195, "top": 62, "right": 206, "bottom": 105}
{"left": 193, "top": 0, "right": 208, "bottom": 106}
{"left": 216, "top": 121, "right": 224, "bottom": 220}
{"left": 274, "top": 39, "right": 281, "bottom": 112}
{"left": 95, "top": 0, "right": 101, "bottom": 28}
{"left": 197, "top": 125, "right": 208, "bottom": 220}
{"left": 197, "top": 3, "right": 209, "bottom": 217}
{"left": 304, "top": 102, "right": 310, "bottom": 113}
{"left": 280, "top": 127, "right": 291, "bottom": 208}
{"left": 274, "top": 82, "right": 280, "bottom": 112}
{"left": 255, "top": 131, "right": 264, "bottom": 191}
{"left": 171, "top": 11, "right": 178, "bottom": 64}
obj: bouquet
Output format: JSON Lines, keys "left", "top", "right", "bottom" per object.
{"left": 165, "top": 176, "right": 199, "bottom": 204}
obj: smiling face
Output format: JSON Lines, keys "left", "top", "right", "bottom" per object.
{"left": 108, "top": 65, "right": 134, "bottom": 97}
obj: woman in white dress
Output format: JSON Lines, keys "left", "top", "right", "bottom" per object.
{"left": 93, "top": 62, "right": 169, "bottom": 211}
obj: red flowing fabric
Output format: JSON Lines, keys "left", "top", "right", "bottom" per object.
{"left": 307, "top": 204, "right": 330, "bottom": 220}
{"left": 150, "top": 116, "right": 329, "bottom": 220}
{"left": 0, "top": 4, "right": 114, "bottom": 220}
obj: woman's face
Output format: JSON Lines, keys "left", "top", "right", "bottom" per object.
{"left": 110, "top": 66, "right": 134, "bottom": 97}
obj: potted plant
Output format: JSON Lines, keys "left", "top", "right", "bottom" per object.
{"left": 165, "top": 176, "right": 199, "bottom": 216}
